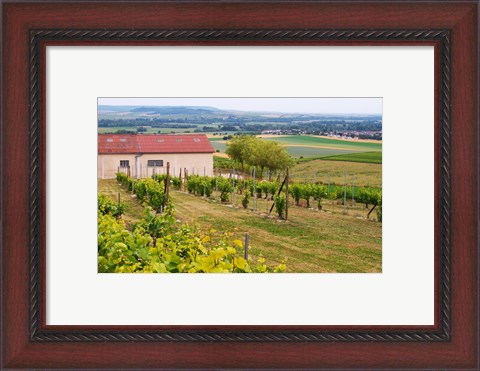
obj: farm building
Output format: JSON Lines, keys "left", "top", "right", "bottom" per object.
{"left": 98, "top": 134, "right": 215, "bottom": 179}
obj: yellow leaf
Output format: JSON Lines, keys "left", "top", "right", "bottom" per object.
{"left": 236, "top": 257, "right": 247, "bottom": 270}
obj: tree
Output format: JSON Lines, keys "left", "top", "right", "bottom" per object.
{"left": 225, "top": 135, "right": 254, "bottom": 171}
{"left": 248, "top": 139, "right": 271, "bottom": 176}
{"left": 264, "top": 142, "right": 293, "bottom": 177}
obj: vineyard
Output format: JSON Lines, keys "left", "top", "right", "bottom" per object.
{"left": 98, "top": 174, "right": 286, "bottom": 273}
{"left": 179, "top": 173, "right": 382, "bottom": 222}
{"left": 99, "top": 166, "right": 382, "bottom": 273}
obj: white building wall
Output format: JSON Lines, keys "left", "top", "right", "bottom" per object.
{"left": 98, "top": 153, "right": 214, "bottom": 179}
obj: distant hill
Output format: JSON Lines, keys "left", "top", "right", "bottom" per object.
{"left": 98, "top": 105, "right": 222, "bottom": 115}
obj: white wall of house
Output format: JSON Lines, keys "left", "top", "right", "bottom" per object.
{"left": 98, "top": 153, "right": 214, "bottom": 179}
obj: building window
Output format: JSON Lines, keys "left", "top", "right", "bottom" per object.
{"left": 120, "top": 160, "right": 129, "bottom": 168}
{"left": 147, "top": 160, "right": 163, "bottom": 167}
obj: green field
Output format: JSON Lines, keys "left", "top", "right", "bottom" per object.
{"left": 210, "top": 135, "right": 382, "bottom": 159}
{"left": 210, "top": 141, "right": 227, "bottom": 152}
{"left": 289, "top": 159, "right": 382, "bottom": 188}
{"left": 285, "top": 147, "right": 358, "bottom": 158}
{"left": 262, "top": 135, "right": 382, "bottom": 151}
{"left": 320, "top": 151, "right": 382, "bottom": 164}
{"left": 98, "top": 179, "right": 382, "bottom": 273}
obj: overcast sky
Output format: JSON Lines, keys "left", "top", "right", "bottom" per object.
{"left": 98, "top": 97, "right": 382, "bottom": 115}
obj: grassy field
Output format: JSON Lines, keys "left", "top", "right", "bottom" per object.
{"left": 285, "top": 147, "right": 358, "bottom": 158}
{"left": 289, "top": 159, "right": 382, "bottom": 188}
{"left": 210, "top": 138, "right": 372, "bottom": 158}
{"left": 98, "top": 179, "right": 382, "bottom": 273}
{"left": 210, "top": 135, "right": 382, "bottom": 158}
{"left": 262, "top": 135, "right": 382, "bottom": 151}
{"left": 320, "top": 151, "right": 382, "bottom": 164}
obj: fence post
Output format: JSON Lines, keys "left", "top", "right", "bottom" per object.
{"left": 179, "top": 168, "right": 182, "bottom": 191}
{"left": 343, "top": 172, "right": 347, "bottom": 212}
{"left": 165, "top": 162, "right": 170, "bottom": 203}
{"left": 203, "top": 166, "right": 206, "bottom": 197}
{"left": 215, "top": 167, "right": 218, "bottom": 201}
{"left": 253, "top": 166, "right": 256, "bottom": 211}
{"left": 244, "top": 233, "right": 249, "bottom": 260}
{"left": 285, "top": 167, "right": 289, "bottom": 220}
{"left": 352, "top": 175, "right": 355, "bottom": 206}
{"left": 117, "top": 192, "right": 121, "bottom": 209}
{"left": 233, "top": 170, "right": 237, "bottom": 205}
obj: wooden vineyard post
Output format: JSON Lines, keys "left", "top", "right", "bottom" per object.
{"left": 244, "top": 233, "right": 249, "bottom": 260}
{"left": 253, "top": 166, "right": 257, "bottom": 211}
{"left": 352, "top": 175, "right": 355, "bottom": 207}
{"left": 203, "top": 166, "right": 206, "bottom": 198}
{"left": 269, "top": 172, "right": 288, "bottom": 214}
{"left": 343, "top": 172, "right": 347, "bottom": 213}
{"left": 233, "top": 170, "right": 237, "bottom": 205}
{"left": 117, "top": 192, "right": 121, "bottom": 209}
{"left": 285, "top": 167, "right": 289, "bottom": 221}
{"left": 367, "top": 203, "right": 377, "bottom": 219}
{"left": 165, "top": 162, "right": 170, "bottom": 203}
{"left": 215, "top": 168, "right": 218, "bottom": 201}
{"left": 179, "top": 168, "right": 182, "bottom": 191}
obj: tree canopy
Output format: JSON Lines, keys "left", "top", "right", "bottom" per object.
{"left": 225, "top": 135, "right": 293, "bottom": 176}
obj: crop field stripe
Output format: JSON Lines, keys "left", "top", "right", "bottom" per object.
{"left": 262, "top": 135, "right": 382, "bottom": 151}
{"left": 319, "top": 151, "right": 383, "bottom": 164}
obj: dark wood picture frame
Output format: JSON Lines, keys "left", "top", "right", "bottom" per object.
{"left": 2, "top": 1, "right": 478, "bottom": 369}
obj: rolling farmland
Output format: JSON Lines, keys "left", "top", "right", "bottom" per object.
{"left": 210, "top": 134, "right": 382, "bottom": 159}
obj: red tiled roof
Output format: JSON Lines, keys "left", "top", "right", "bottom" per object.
{"left": 98, "top": 134, "right": 215, "bottom": 154}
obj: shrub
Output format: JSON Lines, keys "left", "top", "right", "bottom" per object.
{"left": 171, "top": 176, "right": 181, "bottom": 189}
{"left": 218, "top": 178, "right": 234, "bottom": 202}
{"left": 267, "top": 181, "right": 278, "bottom": 200}
{"left": 299, "top": 184, "right": 313, "bottom": 208}
{"left": 274, "top": 195, "right": 286, "bottom": 219}
{"left": 98, "top": 193, "right": 124, "bottom": 218}
{"left": 312, "top": 184, "right": 327, "bottom": 209}
{"left": 242, "top": 192, "right": 250, "bottom": 209}
{"left": 289, "top": 183, "right": 302, "bottom": 206}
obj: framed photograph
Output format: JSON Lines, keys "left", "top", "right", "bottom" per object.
{"left": 1, "top": 1, "right": 478, "bottom": 369}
